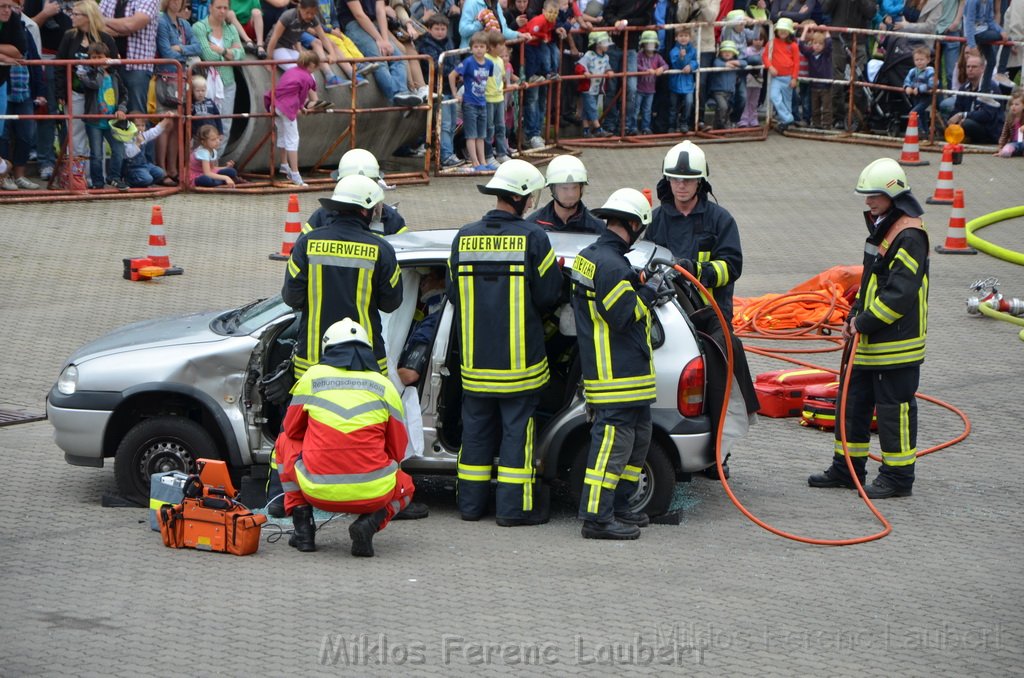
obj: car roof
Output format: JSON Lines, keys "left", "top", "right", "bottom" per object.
{"left": 388, "top": 229, "right": 668, "bottom": 268}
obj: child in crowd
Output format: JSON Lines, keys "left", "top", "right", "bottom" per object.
{"left": 995, "top": 88, "right": 1024, "bottom": 157}
{"left": 721, "top": 9, "right": 760, "bottom": 125}
{"left": 485, "top": 32, "right": 515, "bottom": 164}
{"left": 416, "top": 15, "right": 461, "bottom": 168}
{"left": 450, "top": 31, "right": 497, "bottom": 171}
{"left": 264, "top": 0, "right": 356, "bottom": 88}
{"left": 520, "top": 0, "right": 564, "bottom": 82}
{"left": 577, "top": 30, "right": 614, "bottom": 137}
{"left": 798, "top": 25, "right": 832, "bottom": 129}
{"left": 668, "top": 27, "right": 698, "bottom": 133}
{"left": 903, "top": 45, "right": 936, "bottom": 136}
{"left": 762, "top": 17, "right": 800, "bottom": 132}
{"left": 710, "top": 40, "right": 746, "bottom": 130}
{"left": 266, "top": 50, "right": 326, "bottom": 187}
{"left": 738, "top": 26, "right": 766, "bottom": 127}
{"left": 190, "top": 75, "right": 223, "bottom": 139}
{"left": 635, "top": 31, "right": 668, "bottom": 135}
{"left": 190, "top": 124, "right": 238, "bottom": 187}
{"left": 119, "top": 115, "right": 175, "bottom": 187}
{"left": 79, "top": 42, "right": 128, "bottom": 190}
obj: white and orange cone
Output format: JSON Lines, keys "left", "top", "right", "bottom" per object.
{"left": 925, "top": 144, "right": 956, "bottom": 204}
{"left": 898, "top": 111, "right": 929, "bottom": 166}
{"left": 147, "top": 205, "right": 183, "bottom": 275}
{"left": 935, "top": 189, "right": 977, "bottom": 255}
{"left": 270, "top": 194, "right": 302, "bottom": 261}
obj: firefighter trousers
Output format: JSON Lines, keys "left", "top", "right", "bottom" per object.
{"left": 579, "top": 405, "right": 653, "bottom": 523}
{"left": 457, "top": 393, "right": 540, "bottom": 521}
{"left": 832, "top": 365, "right": 918, "bottom": 488}
{"left": 274, "top": 434, "right": 414, "bottom": 531}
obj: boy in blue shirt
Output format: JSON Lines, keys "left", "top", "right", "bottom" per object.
{"left": 903, "top": 46, "right": 936, "bottom": 136}
{"left": 450, "top": 31, "right": 497, "bottom": 171}
{"left": 668, "top": 27, "right": 698, "bottom": 133}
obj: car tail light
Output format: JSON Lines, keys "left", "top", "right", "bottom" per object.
{"left": 677, "top": 356, "right": 704, "bottom": 417}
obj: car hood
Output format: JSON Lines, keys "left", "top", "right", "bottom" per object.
{"left": 68, "top": 310, "right": 228, "bottom": 364}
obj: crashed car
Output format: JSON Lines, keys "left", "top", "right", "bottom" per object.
{"left": 47, "top": 231, "right": 716, "bottom": 515}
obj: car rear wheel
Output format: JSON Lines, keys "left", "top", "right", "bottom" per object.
{"left": 569, "top": 439, "right": 676, "bottom": 517}
{"left": 113, "top": 416, "right": 217, "bottom": 504}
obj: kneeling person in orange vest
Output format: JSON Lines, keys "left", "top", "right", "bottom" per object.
{"left": 274, "top": 318, "right": 415, "bottom": 556}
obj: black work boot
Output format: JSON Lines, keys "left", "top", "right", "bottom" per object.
{"left": 808, "top": 458, "right": 866, "bottom": 489}
{"left": 288, "top": 505, "right": 316, "bottom": 552}
{"left": 614, "top": 510, "right": 650, "bottom": 527}
{"left": 393, "top": 501, "right": 429, "bottom": 520}
{"left": 581, "top": 519, "right": 641, "bottom": 540}
{"left": 349, "top": 509, "right": 387, "bottom": 557}
{"left": 864, "top": 473, "right": 913, "bottom": 499}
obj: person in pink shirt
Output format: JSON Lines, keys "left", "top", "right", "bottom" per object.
{"left": 264, "top": 50, "right": 327, "bottom": 186}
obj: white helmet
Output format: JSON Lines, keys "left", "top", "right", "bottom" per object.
{"left": 319, "top": 174, "right": 385, "bottom": 211}
{"left": 855, "top": 158, "right": 910, "bottom": 197}
{"left": 322, "top": 318, "right": 371, "bottom": 349}
{"left": 663, "top": 141, "right": 709, "bottom": 180}
{"left": 545, "top": 155, "right": 588, "bottom": 185}
{"left": 478, "top": 159, "right": 545, "bottom": 197}
{"left": 592, "top": 188, "right": 653, "bottom": 226}
{"left": 334, "top": 148, "right": 381, "bottom": 180}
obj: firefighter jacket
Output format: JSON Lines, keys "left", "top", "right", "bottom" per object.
{"left": 850, "top": 208, "right": 929, "bottom": 369}
{"left": 527, "top": 200, "right": 606, "bottom": 234}
{"left": 645, "top": 178, "right": 743, "bottom": 321}
{"left": 302, "top": 204, "right": 408, "bottom": 237}
{"left": 283, "top": 211, "right": 403, "bottom": 375}
{"left": 570, "top": 231, "right": 657, "bottom": 407}
{"left": 283, "top": 363, "right": 408, "bottom": 506}
{"left": 446, "top": 209, "right": 563, "bottom": 395}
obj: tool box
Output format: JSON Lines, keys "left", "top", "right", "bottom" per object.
{"left": 800, "top": 381, "right": 878, "bottom": 431}
{"left": 754, "top": 368, "right": 835, "bottom": 418}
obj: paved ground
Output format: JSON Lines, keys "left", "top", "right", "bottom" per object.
{"left": 1, "top": 137, "right": 1021, "bottom": 676}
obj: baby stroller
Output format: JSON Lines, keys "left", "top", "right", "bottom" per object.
{"left": 864, "top": 32, "right": 916, "bottom": 137}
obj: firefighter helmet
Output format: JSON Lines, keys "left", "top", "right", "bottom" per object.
{"left": 639, "top": 30, "right": 659, "bottom": 47}
{"left": 545, "top": 155, "right": 589, "bottom": 185}
{"left": 333, "top": 148, "right": 381, "bottom": 180}
{"left": 855, "top": 158, "right": 911, "bottom": 197}
{"left": 775, "top": 17, "right": 795, "bottom": 35}
{"left": 663, "top": 140, "right": 709, "bottom": 180}
{"left": 478, "top": 159, "right": 545, "bottom": 197}
{"left": 319, "top": 175, "right": 385, "bottom": 211}
{"left": 322, "top": 318, "right": 371, "bottom": 349}
{"left": 592, "top": 188, "right": 653, "bottom": 226}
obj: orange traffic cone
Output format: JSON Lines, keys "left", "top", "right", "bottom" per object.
{"left": 898, "top": 111, "right": 929, "bottom": 166}
{"left": 269, "top": 194, "right": 302, "bottom": 261}
{"left": 935, "top": 189, "right": 977, "bottom": 255}
{"left": 925, "top": 144, "right": 956, "bottom": 204}
{"left": 642, "top": 188, "right": 653, "bottom": 206}
{"left": 147, "top": 205, "right": 183, "bottom": 275}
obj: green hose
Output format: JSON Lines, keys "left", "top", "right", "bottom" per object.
{"left": 978, "top": 303, "right": 1024, "bottom": 342}
{"left": 964, "top": 206, "right": 1024, "bottom": 265}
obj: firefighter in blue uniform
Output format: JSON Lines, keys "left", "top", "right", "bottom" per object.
{"left": 644, "top": 140, "right": 743, "bottom": 324}
{"left": 571, "top": 188, "right": 663, "bottom": 540}
{"left": 447, "top": 160, "right": 563, "bottom": 526}
{"left": 302, "top": 149, "right": 409, "bottom": 236}
{"left": 526, "top": 155, "right": 606, "bottom": 234}
{"left": 809, "top": 158, "right": 928, "bottom": 499}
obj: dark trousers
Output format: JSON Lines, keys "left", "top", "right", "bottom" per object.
{"left": 831, "top": 36, "right": 867, "bottom": 126}
{"left": 832, "top": 365, "right": 919, "bottom": 488}
{"left": 810, "top": 87, "right": 832, "bottom": 129}
{"left": 579, "top": 405, "right": 652, "bottom": 523}
{"left": 457, "top": 393, "right": 540, "bottom": 521}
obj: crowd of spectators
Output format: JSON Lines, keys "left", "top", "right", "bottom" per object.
{"left": 0, "top": 0, "right": 1021, "bottom": 191}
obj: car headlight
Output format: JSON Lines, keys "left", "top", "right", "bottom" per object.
{"left": 57, "top": 365, "right": 79, "bottom": 395}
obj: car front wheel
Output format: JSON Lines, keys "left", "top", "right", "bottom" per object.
{"left": 569, "top": 439, "right": 676, "bottom": 517}
{"left": 113, "top": 416, "right": 217, "bottom": 504}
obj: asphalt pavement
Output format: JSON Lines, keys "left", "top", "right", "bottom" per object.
{"left": 0, "top": 136, "right": 1021, "bottom": 676}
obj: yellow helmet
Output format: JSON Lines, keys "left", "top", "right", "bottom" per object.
{"left": 639, "top": 30, "right": 660, "bottom": 47}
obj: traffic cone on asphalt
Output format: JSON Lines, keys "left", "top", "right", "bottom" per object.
{"left": 898, "top": 111, "right": 929, "bottom": 166}
{"left": 925, "top": 145, "right": 956, "bottom": 204}
{"left": 935, "top": 189, "right": 977, "bottom": 255}
{"left": 270, "top": 194, "right": 302, "bottom": 261}
{"left": 147, "top": 205, "right": 183, "bottom": 275}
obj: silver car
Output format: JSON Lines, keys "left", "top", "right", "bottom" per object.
{"left": 47, "top": 231, "right": 714, "bottom": 515}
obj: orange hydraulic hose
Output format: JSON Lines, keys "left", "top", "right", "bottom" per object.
{"left": 670, "top": 267, "right": 969, "bottom": 545}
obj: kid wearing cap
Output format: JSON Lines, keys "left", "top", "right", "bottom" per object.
{"left": 577, "top": 31, "right": 614, "bottom": 137}
{"left": 762, "top": 16, "right": 800, "bottom": 132}
{"left": 710, "top": 40, "right": 746, "bottom": 129}
{"left": 635, "top": 30, "right": 668, "bottom": 135}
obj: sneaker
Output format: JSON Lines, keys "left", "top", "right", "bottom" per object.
{"left": 289, "top": 171, "right": 308, "bottom": 187}
{"left": 495, "top": 154, "right": 511, "bottom": 163}
{"left": 483, "top": 163, "right": 500, "bottom": 171}
{"left": 325, "top": 75, "right": 345, "bottom": 89}
{"left": 472, "top": 164, "right": 492, "bottom": 172}
{"left": 992, "top": 72, "right": 1014, "bottom": 90}
{"left": 108, "top": 178, "right": 129, "bottom": 190}
{"left": 545, "top": 72, "right": 559, "bottom": 80}
{"left": 0, "top": 177, "right": 18, "bottom": 190}
{"left": 527, "top": 74, "right": 545, "bottom": 84}
{"left": 415, "top": 84, "right": 430, "bottom": 100}
{"left": 528, "top": 135, "right": 545, "bottom": 149}
{"left": 39, "top": 165, "right": 54, "bottom": 181}
{"left": 484, "top": 156, "right": 496, "bottom": 166}
{"left": 442, "top": 155, "right": 465, "bottom": 168}
{"left": 355, "top": 75, "right": 368, "bottom": 87}
{"left": 583, "top": 128, "right": 592, "bottom": 138}
{"left": 640, "top": 128, "right": 652, "bottom": 135}
{"left": 595, "top": 128, "right": 613, "bottom": 138}
{"left": 14, "top": 176, "right": 39, "bottom": 190}
{"left": 278, "top": 162, "right": 291, "bottom": 176}
{"left": 356, "top": 61, "right": 380, "bottom": 76}
{"left": 413, "top": 144, "right": 427, "bottom": 157}
{"left": 679, "top": 125, "right": 690, "bottom": 134}
{"left": 28, "top": 150, "right": 39, "bottom": 162}
{"left": 393, "top": 92, "right": 422, "bottom": 107}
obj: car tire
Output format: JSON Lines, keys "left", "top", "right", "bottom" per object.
{"left": 568, "top": 438, "right": 676, "bottom": 517}
{"left": 113, "top": 416, "right": 218, "bottom": 504}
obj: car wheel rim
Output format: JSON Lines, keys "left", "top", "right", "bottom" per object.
{"left": 139, "top": 441, "right": 197, "bottom": 487}
{"left": 629, "top": 468, "right": 652, "bottom": 509}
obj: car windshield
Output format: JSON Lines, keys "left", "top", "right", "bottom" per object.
{"left": 211, "top": 296, "right": 291, "bottom": 335}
